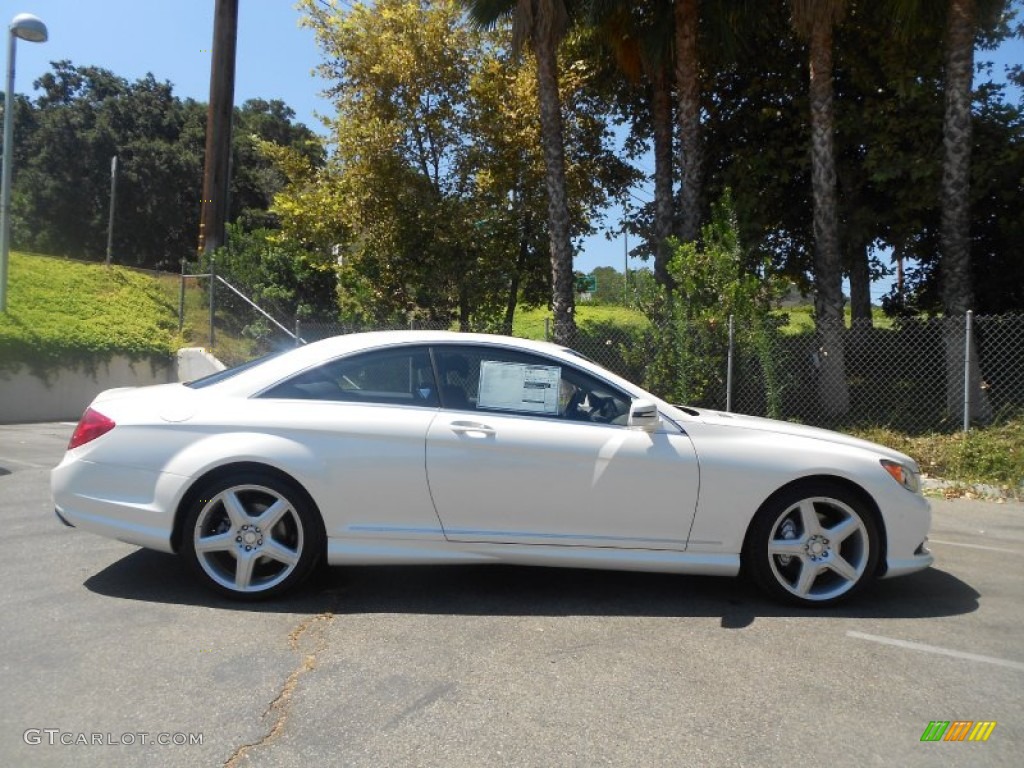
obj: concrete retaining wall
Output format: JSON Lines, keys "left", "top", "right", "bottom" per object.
{"left": 176, "top": 347, "right": 226, "bottom": 382}
{"left": 0, "top": 348, "right": 225, "bottom": 424}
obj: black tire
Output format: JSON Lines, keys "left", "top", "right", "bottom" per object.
{"left": 744, "top": 482, "right": 880, "bottom": 607}
{"left": 181, "top": 471, "right": 324, "bottom": 600}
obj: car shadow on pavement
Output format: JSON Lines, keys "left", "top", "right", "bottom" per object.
{"left": 84, "top": 549, "right": 980, "bottom": 626}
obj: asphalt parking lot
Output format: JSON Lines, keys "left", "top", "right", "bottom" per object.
{"left": 1, "top": 421, "right": 1022, "bottom": 767}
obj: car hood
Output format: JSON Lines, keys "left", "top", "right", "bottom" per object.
{"left": 671, "top": 407, "right": 916, "bottom": 465}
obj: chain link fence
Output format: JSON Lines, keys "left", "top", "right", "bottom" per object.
{"left": 571, "top": 312, "right": 1024, "bottom": 434}
{"left": 177, "top": 263, "right": 1022, "bottom": 434}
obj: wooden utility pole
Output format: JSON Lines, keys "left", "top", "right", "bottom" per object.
{"left": 198, "top": 0, "right": 238, "bottom": 255}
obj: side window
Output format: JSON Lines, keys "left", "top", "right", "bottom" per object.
{"left": 432, "top": 346, "right": 631, "bottom": 424}
{"left": 261, "top": 347, "right": 439, "bottom": 407}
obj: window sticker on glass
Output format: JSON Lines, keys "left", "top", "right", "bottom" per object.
{"left": 477, "top": 361, "right": 561, "bottom": 414}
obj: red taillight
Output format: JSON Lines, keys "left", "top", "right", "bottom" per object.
{"left": 68, "top": 407, "right": 116, "bottom": 449}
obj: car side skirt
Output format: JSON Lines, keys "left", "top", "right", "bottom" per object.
{"left": 326, "top": 537, "right": 740, "bottom": 576}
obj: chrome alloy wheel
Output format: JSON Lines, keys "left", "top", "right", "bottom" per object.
{"left": 765, "top": 496, "right": 871, "bottom": 603}
{"left": 191, "top": 483, "right": 305, "bottom": 594}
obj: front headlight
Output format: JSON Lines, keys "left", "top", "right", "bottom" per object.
{"left": 881, "top": 459, "right": 921, "bottom": 493}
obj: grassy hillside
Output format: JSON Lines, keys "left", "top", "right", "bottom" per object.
{"left": 516, "top": 301, "right": 892, "bottom": 340}
{"left": 513, "top": 304, "right": 652, "bottom": 339}
{"left": 0, "top": 251, "right": 181, "bottom": 374}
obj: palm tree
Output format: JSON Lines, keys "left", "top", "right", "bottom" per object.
{"left": 939, "top": 0, "right": 1005, "bottom": 423}
{"left": 790, "top": 0, "right": 850, "bottom": 416}
{"left": 938, "top": 0, "right": 977, "bottom": 319}
{"left": 940, "top": 0, "right": 982, "bottom": 421}
{"left": 464, "top": 0, "right": 578, "bottom": 344}
{"left": 889, "top": 0, "right": 1002, "bottom": 421}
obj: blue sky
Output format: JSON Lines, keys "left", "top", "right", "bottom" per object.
{"left": 6, "top": 0, "right": 1022, "bottom": 281}
{"left": 9, "top": 0, "right": 332, "bottom": 128}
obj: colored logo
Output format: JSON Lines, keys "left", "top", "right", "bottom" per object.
{"left": 920, "top": 721, "right": 997, "bottom": 742}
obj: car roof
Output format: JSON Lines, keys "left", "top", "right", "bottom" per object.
{"left": 204, "top": 330, "right": 635, "bottom": 397}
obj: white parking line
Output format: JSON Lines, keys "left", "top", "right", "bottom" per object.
{"left": 847, "top": 631, "right": 1024, "bottom": 671}
{"left": 929, "top": 538, "right": 1021, "bottom": 555}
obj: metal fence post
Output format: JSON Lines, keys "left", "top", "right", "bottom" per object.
{"left": 178, "top": 258, "right": 186, "bottom": 333}
{"left": 963, "top": 310, "right": 972, "bottom": 432}
{"left": 209, "top": 254, "right": 216, "bottom": 350}
{"left": 726, "top": 314, "right": 734, "bottom": 412}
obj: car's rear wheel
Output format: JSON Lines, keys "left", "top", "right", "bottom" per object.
{"left": 745, "top": 483, "right": 880, "bottom": 607}
{"left": 181, "top": 472, "right": 323, "bottom": 600}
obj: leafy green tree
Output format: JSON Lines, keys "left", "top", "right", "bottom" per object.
{"left": 11, "top": 62, "right": 202, "bottom": 266}
{"left": 644, "top": 191, "right": 785, "bottom": 409}
{"left": 967, "top": 94, "right": 1024, "bottom": 314}
{"left": 214, "top": 223, "right": 339, "bottom": 325}
{"left": 463, "top": 50, "right": 558, "bottom": 332}
{"left": 295, "top": 0, "right": 509, "bottom": 326}
{"left": 589, "top": 265, "right": 625, "bottom": 304}
{"left": 229, "top": 98, "right": 324, "bottom": 232}
{"left": 286, "top": 0, "right": 631, "bottom": 329}
{"left": 6, "top": 62, "right": 315, "bottom": 270}
{"left": 693, "top": 0, "right": 1020, "bottom": 325}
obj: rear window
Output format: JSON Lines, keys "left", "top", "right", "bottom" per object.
{"left": 184, "top": 352, "right": 282, "bottom": 389}
{"left": 259, "top": 347, "right": 439, "bottom": 407}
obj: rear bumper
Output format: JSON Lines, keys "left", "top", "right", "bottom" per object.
{"left": 51, "top": 457, "right": 183, "bottom": 554}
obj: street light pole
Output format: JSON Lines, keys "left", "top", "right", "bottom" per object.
{"left": 0, "top": 12, "right": 47, "bottom": 312}
{"left": 105, "top": 155, "right": 117, "bottom": 266}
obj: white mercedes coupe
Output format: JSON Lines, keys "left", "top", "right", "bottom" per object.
{"left": 52, "top": 331, "right": 933, "bottom": 606}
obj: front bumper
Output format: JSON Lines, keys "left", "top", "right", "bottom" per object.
{"left": 883, "top": 538, "right": 934, "bottom": 579}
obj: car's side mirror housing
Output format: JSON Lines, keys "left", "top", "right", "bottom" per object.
{"left": 628, "top": 398, "right": 660, "bottom": 431}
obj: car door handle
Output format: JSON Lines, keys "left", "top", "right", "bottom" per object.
{"left": 449, "top": 421, "right": 496, "bottom": 436}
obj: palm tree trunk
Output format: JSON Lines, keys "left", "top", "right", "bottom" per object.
{"left": 533, "top": 23, "right": 577, "bottom": 345}
{"left": 651, "top": 60, "right": 675, "bottom": 288}
{"left": 807, "top": 12, "right": 849, "bottom": 416}
{"left": 674, "top": 0, "right": 703, "bottom": 246}
{"left": 940, "top": 0, "right": 989, "bottom": 422}
{"left": 940, "top": 0, "right": 974, "bottom": 318}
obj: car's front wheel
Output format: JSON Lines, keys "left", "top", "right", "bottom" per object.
{"left": 181, "top": 472, "right": 323, "bottom": 600}
{"left": 745, "top": 483, "right": 880, "bottom": 607}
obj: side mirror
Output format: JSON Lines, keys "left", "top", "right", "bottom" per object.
{"left": 628, "top": 398, "right": 660, "bottom": 432}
